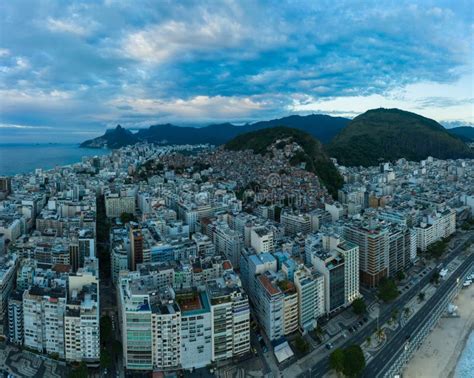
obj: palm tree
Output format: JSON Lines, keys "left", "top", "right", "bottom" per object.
{"left": 404, "top": 307, "right": 410, "bottom": 318}
{"left": 418, "top": 292, "right": 425, "bottom": 302}
{"left": 366, "top": 336, "right": 371, "bottom": 346}
{"left": 377, "top": 328, "right": 385, "bottom": 341}
{"left": 391, "top": 309, "right": 399, "bottom": 322}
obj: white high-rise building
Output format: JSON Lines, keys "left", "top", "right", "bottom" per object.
{"left": 105, "top": 193, "right": 135, "bottom": 218}
{"left": 294, "top": 267, "right": 318, "bottom": 332}
{"left": 415, "top": 208, "right": 456, "bottom": 251}
{"left": 23, "top": 286, "right": 67, "bottom": 357}
{"left": 118, "top": 269, "right": 250, "bottom": 372}
{"left": 64, "top": 269, "right": 100, "bottom": 364}
{"left": 254, "top": 273, "right": 284, "bottom": 341}
{"left": 150, "top": 292, "right": 182, "bottom": 371}
{"left": 336, "top": 241, "right": 360, "bottom": 304}
{"left": 207, "top": 280, "right": 250, "bottom": 361}
{"left": 250, "top": 226, "right": 274, "bottom": 253}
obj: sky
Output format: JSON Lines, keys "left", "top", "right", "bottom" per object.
{"left": 0, "top": 0, "right": 473, "bottom": 143}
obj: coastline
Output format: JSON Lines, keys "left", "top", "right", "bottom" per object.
{"left": 0, "top": 144, "right": 109, "bottom": 176}
{"left": 403, "top": 284, "right": 474, "bottom": 378}
{"left": 448, "top": 328, "right": 473, "bottom": 378}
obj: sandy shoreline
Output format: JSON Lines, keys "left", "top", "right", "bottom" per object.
{"left": 403, "top": 284, "right": 474, "bottom": 378}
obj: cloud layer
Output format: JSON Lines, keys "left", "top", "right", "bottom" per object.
{"left": 0, "top": 0, "right": 472, "bottom": 142}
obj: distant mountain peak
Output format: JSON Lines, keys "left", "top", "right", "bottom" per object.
{"left": 80, "top": 114, "right": 350, "bottom": 149}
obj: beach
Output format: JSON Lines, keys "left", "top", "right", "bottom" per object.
{"left": 403, "top": 284, "right": 474, "bottom": 378}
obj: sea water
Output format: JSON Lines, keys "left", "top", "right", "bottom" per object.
{"left": 455, "top": 330, "right": 474, "bottom": 378}
{"left": 0, "top": 143, "right": 109, "bottom": 175}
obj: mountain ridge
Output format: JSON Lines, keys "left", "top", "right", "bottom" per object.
{"left": 80, "top": 114, "right": 350, "bottom": 148}
{"left": 446, "top": 126, "right": 474, "bottom": 142}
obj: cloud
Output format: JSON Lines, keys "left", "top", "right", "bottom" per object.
{"left": 45, "top": 15, "right": 98, "bottom": 37}
{"left": 0, "top": 0, "right": 473, "bottom": 142}
{"left": 107, "top": 94, "right": 274, "bottom": 123}
{"left": 0, "top": 123, "right": 53, "bottom": 130}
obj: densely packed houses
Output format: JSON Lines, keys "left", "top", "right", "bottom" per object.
{"left": 0, "top": 142, "right": 472, "bottom": 373}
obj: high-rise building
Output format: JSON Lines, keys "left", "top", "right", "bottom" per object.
{"left": 312, "top": 251, "right": 346, "bottom": 313}
{"left": 23, "top": 286, "right": 67, "bottom": 357}
{"left": 336, "top": 241, "right": 360, "bottom": 304}
{"left": 281, "top": 212, "right": 311, "bottom": 236}
{"left": 414, "top": 208, "right": 456, "bottom": 251}
{"left": 0, "top": 177, "right": 12, "bottom": 198}
{"left": 0, "top": 254, "right": 19, "bottom": 322}
{"left": 344, "top": 220, "right": 389, "bottom": 287}
{"left": 105, "top": 193, "right": 135, "bottom": 218}
{"left": 207, "top": 280, "right": 250, "bottom": 361}
{"left": 118, "top": 267, "right": 249, "bottom": 372}
{"left": 250, "top": 226, "right": 274, "bottom": 253}
{"left": 254, "top": 273, "right": 284, "bottom": 341}
{"left": 294, "top": 268, "right": 316, "bottom": 332}
{"left": 130, "top": 226, "right": 144, "bottom": 271}
{"left": 7, "top": 290, "right": 23, "bottom": 345}
{"left": 65, "top": 268, "right": 100, "bottom": 364}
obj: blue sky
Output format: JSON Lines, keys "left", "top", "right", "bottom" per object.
{"left": 0, "top": 0, "right": 473, "bottom": 142}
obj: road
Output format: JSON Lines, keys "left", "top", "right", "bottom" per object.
{"left": 303, "top": 232, "right": 473, "bottom": 378}
{"left": 363, "top": 249, "right": 474, "bottom": 377}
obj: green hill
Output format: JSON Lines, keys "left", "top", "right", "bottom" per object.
{"left": 327, "top": 108, "right": 474, "bottom": 166}
{"left": 225, "top": 127, "right": 343, "bottom": 197}
{"left": 447, "top": 126, "right": 474, "bottom": 142}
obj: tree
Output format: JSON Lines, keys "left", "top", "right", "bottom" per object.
{"left": 120, "top": 212, "right": 136, "bottom": 224}
{"left": 377, "top": 328, "right": 385, "bottom": 341}
{"left": 426, "top": 239, "right": 448, "bottom": 259}
{"left": 418, "top": 292, "right": 426, "bottom": 302}
{"left": 396, "top": 271, "right": 406, "bottom": 281}
{"left": 314, "top": 324, "right": 324, "bottom": 341}
{"left": 404, "top": 307, "right": 410, "bottom": 319}
{"left": 352, "top": 298, "right": 367, "bottom": 315}
{"left": 329, "top": 348, "right": 345, "bottom": 373}
{"left": 391, "top": 309, "right": 399, "bottom": 321}
{"left": 294, "top": 335, "right": 310, "bottom": 355}
{"left": 343, "top": 345, "right": 366, "bottom": 377}
{"left": 69, "top": 362, "right": 88, "bottom": 378}
{"left": 366, "top": 336, "right": 371, "bottom": 346}
{"left": 431, "top": 271, "right": 440, "bottom": 285}
{"left": 377, "top": 278, "right": 399, "bottom": 302}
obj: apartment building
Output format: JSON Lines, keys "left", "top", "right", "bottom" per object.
{"left": 254, "top": 273, "right": 284, "bottom": 341}
{"left": 105, "top": 193, "right": 135, "bottom": 218}
{"left": 7, "top": 290, "right": 23, "bottom": 345}
{"left": 250, "top": 226, "right": 274, "bottom": 253}
{"left": 344, "top": 220, "right": 389, "bottom": 287}
{"left": 23, "top": 286, "right": 67, "bottom": 357}
{"left": 281, "top": 211, "right": 311, "bottom": 236}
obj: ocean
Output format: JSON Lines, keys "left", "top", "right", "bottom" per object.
{"left": 0, "top": 143, "right": 110, "bottom": 176}
{"left": 455, "top": 330, "right": 474, "bottom": 378}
